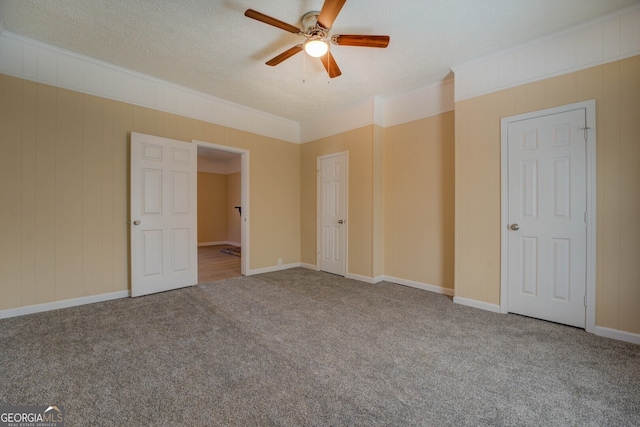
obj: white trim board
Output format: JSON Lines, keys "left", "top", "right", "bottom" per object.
{"left": 299, "top": 81, "right": 455, "bottom": 143}
{"left": 345, "top": 273, "right": 378, "bottom": 284}
{"left": 382, "top": 276, "right": 454, "bottom": 296}
{"left": 0, "top": 31, "right": 455, "bottom": 144}
{"left": 0, "top": 291, "right": 129, "bottom": 319}
{"left": 453, "top": 297, "right": 502, "bottom": 314}
{"left": 0, "top": 31, "right": 300, "bottom": 143}
{"left": 452, "top": 299, "right": 640, "bottom": 345}
{"left": 248, "top": 262, "right": 302, "bottom": 276}
{"left": 452, "top": 4, "right": 640, "bottom": 101}
{"left": 198, "top": 241, "right": 241, "bottom": 247}
{"left": 595, "top": 326, "right": 640, "bottom": 346}
{"left": 2, "top": 5, "right": 638, "bottom": 142}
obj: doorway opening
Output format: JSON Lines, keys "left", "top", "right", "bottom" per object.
{"left": 195, "top": 141, "right": 250, "bottom": 283}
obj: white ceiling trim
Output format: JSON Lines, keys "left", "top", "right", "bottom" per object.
{"left": 0, "top": 31, "right": 300, "bottom": 143}
{"left": 299, "top": 96, "right": 379, "bottom": 143}
{"left": 299, "top": 79, "right": 455, "bottom": 142}
{"left": 4, "top": 3, "right": 636, "bottom": 144}
{"left": 0, "top": 29, "right": 457, "bottom": 145}
{"left": 452, "top": 3, "right": 640, "bottom": 102}
{"left": 382, "top": 79, "right": 454, "bottom": 128}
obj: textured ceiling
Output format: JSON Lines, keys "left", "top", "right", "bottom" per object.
{"left": 1, "top": 0, "right": 638, "bottom": 122}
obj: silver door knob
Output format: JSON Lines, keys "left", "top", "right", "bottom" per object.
{"left": 133, "top": 220, "right": 141, "bottom": 226}
{"left": 338, "top": 220, "right": 344, "bottom": 224}
{"left": 510, "top": 223, "right": 519, "bottom": 231}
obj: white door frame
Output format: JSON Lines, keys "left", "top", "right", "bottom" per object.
{"left": 193, "top": 140, "right": 250, "bottom": 276}
{"left": 500, "top": 100, "right": 596, "bottom": 333}
{"left": 317, "top": 151, "right": 349, "bottom": 276}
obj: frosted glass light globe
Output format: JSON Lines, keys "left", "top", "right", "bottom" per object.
{"left": 304, "top": 39, "right": 329, "bottom": 57}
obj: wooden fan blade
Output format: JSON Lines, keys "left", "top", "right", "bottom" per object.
{"left": 332, "top": 35, "right": 390, "bottom": 48}
{"left": 266, "top": 45, "right": 303, "bottom": 66}
{"left": 245, "top": 9, "right": 301, "bottom": 34}
{"left": 317, "top": 0, "right": 346, "bottom": 30}
{"left": 320, "top": 51, "right": 342, "bottom": 78}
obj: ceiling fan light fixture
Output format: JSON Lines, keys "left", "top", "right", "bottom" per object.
{"left": 304, "top": 37, "right": 329, "bottom": 57}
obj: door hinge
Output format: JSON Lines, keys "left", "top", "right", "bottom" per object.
{"left": 584, "top": 211, "right": 588, "bottom": 223}
{"left": 579, "top": 126, "right": 591, "bottom": 141}
{"left": 584, "top": 295, "right": 587, "bottom": 307}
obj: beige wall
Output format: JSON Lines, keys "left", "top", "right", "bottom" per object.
{"left": 384, "top": 112, "right": 455, "bottom": 289}
{"left": 197, "top": 171, "right": 241, "bottom": 245}
{"left": 0, "top": 73, "right": 300, "bottom": 310}
{"left": 455, "top": 55, "right": 640, "bottom": 334}
{"left": 197, "top": 172, "right": 228, "bottom": 243}
{"left": 227, "top": 172, "right": 241, "bottom": 244}
{"left": 300, "top": 126, "right": 376, "bottom": 278}
{"left": 301, "top": 117, "right": 456, "bottom": 288}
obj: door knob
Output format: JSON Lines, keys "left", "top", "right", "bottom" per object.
{"left": 338, "top": 219, "right": 344, "bottom": 224}
{"left": 133, "top": 220, "right": 141, "bottom": 226}
{"left": 510, "top": 223, "right": 519, "bottom": 231}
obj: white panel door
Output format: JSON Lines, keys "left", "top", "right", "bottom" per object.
{"left": 507, "top": 109, "right": 587, "bottom": 328}
{"left": 318, "top": 153, "right": 347, "bottom": 276}
{"left": 131, "top": 132, "right": 197, "bottom": 297}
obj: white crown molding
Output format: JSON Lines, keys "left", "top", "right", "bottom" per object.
{"left": 6, "top": 4, "right": 635, "bottom": 144}
{"left": 452, "top": 3, "right": 640, "bottom": 101}
{"left": 0, "top": 31, "right": 300, "bottom": 143}
{"left": 300, "top": 97, "right": 378, "bottom": 143}
{"left": 0, "top": 30, "right": 456, "bottom": 145}
{"left": 382, "top": 79, "right": 454, "bottom": 128}
{"left": 299, "top": 80, "right": 455, "bottom": 142}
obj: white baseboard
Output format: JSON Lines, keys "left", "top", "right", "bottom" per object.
{"left": 300, "top": 263, "right": 318, "bottom": 271}
{"left": 0, "top": 290, "right": 130, "bottom": 319}
{"left": 595, "top": 326, "right": 640, "bottom": 345}
{"left": 198, "top": 241, "right": 240, "bottom": 247}
{"left": 248, "top": 262, "right": 301, "bottom": 275}
{"left": 382, "top": 276, "right": 454, "bottom": 296}
{"left": 453, "top": 296, "right": 502, "bottom": 313}
{"left": 346, "top": 273, "right": 377, "bottom": 284}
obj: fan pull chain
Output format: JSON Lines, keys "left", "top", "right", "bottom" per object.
{"left": 302, "top": 50, "right": 306, "bottom": 83}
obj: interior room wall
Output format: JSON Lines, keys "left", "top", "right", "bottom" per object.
{"left": 197, "top": 172, "right": 228, "bottom": 244}
{"left": 300, "top": 117, "right": 455, "bottom": 288}
{"left": 454, "top": 55, "right": 640, "bottom": 335}
{"left": 0, "top": 73, "right": 301, "bottom": 311}
{"left": 300, "top": 126, "right": 376, "bottom": 279}
{"left": 383, "top": 111, "right": 455, "bottom": 290}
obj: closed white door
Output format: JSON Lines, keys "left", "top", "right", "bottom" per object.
{"left": 318, "top": 153, "right": 347, "bottom": 276}
{"left": 130, "top": 132, "right": 197, "bottom": 297}
{"left": 506, "top": 109, "right": 587, "bottom": 328}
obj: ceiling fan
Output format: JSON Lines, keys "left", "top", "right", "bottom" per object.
{"left": 244, "top": 0, "right": 390, "bottom": 78}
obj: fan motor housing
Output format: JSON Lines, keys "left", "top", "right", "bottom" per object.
{"left": 301, "top": 11, "right": 330, "bottom": 38}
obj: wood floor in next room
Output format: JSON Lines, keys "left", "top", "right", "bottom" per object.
{"left": 198, "top": 244, "right": 241, "bottom": 284}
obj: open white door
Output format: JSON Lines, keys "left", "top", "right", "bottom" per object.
{"left": 131, "top": 132, "right": 197, "bottom": 297}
